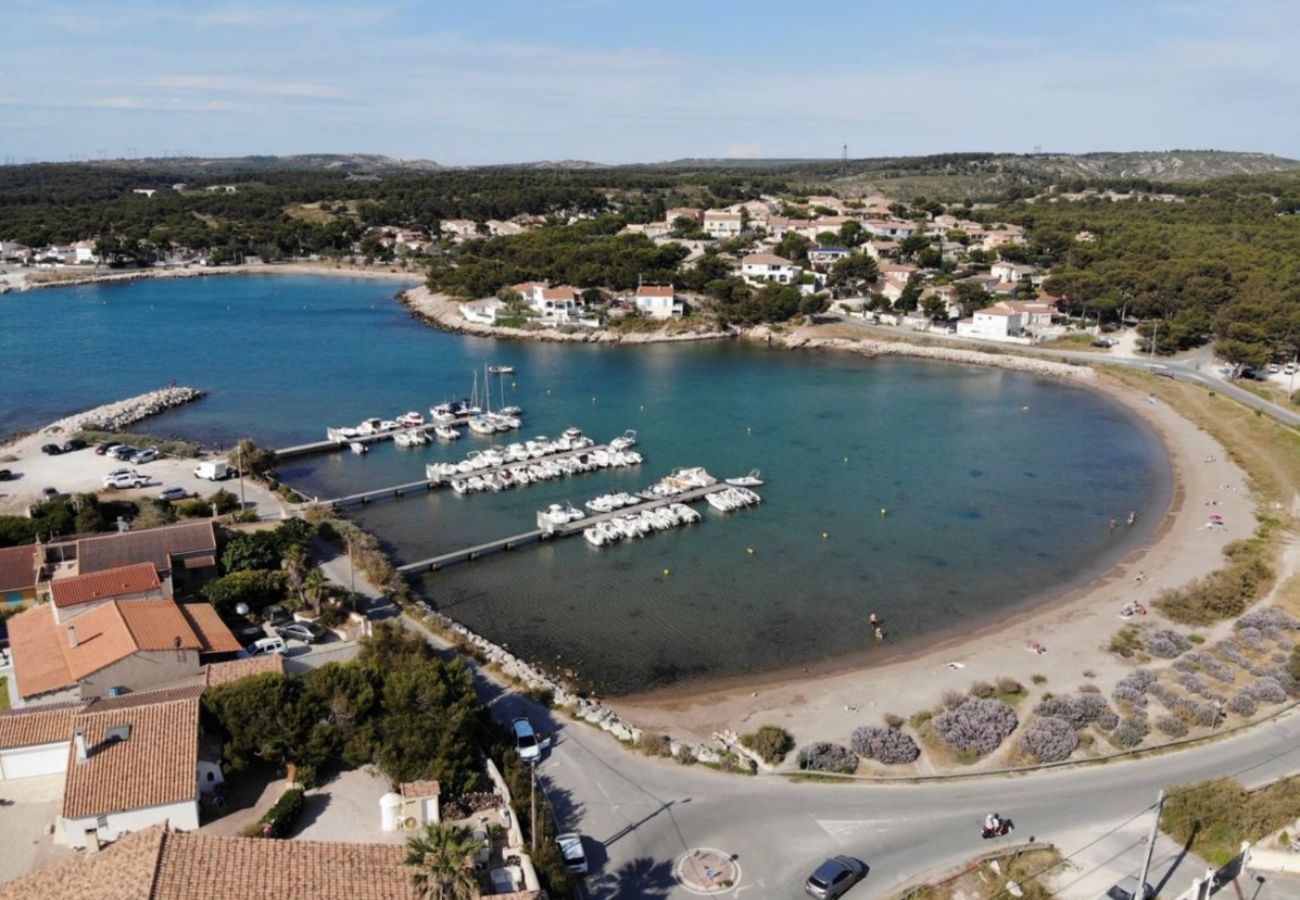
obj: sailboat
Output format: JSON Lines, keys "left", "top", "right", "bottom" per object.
{"left": 467, "top": 368, "right": 496, "bottom": 435}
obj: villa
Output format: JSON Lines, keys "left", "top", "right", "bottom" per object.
{"left": 741, "top": 253, "right": 801, "bottom": 285}
{"left": 807, "top": 246, "right": 851, "bottom": 268}
{"left": 956, "top": 305, "right": 1024, "bottom": 341}
{"left": 703, "top": 210, "right": 744, "bottom": 239}
{"left": 632, "top": 285, "right": 684, "bottom": 319}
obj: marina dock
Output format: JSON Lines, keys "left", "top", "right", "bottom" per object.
{"left": 319, "top": 442, "right": 623, "bottom": 508}
{"left": 274, "top": 418, "right": 472, "bottom": 459}
{"left": 396, "top": 481, "right": 731, "bottom": 574}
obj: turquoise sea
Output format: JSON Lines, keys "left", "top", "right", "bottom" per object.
{"left": 0, "top": 275, "right": 1171, "bottom": 694}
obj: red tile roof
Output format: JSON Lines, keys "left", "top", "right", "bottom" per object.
{"left": 0, "top": 700, "right": 83, "bottom": 750}
{"left": 636, "top": 285, "right": 675, "bottom": 297}
{"left": 178, "top": 604, "right": 242, "bottom": 654}
{"left": 0, "top": 545, "right": 38, "bottom": 594}
{"left": 203, "top": 655, "right": 285, "bottom": 688}
{"left": 75, "top": 521, "right": 217, "bottom": 576}
{"left": 62, "top": 687, "right": 202, "bottom": 819}
{"left": 51, "top": 563, "right": 162, "bottom": 609}
{"left": 742, "top": 253, "right": 794, "bottom": 266}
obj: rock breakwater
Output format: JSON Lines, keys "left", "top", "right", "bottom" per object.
{"left": 41, "top": 386, "right": 205, "bottom": 435}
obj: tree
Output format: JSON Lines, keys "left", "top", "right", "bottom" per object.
{"left": 838, "top": 220, "right": 865, "bottom": 247}
{"left": 896, "top": 275, "right": 924, "bottom": 312}
{"left": 203, "top": 672, "right": 317, "bottom": 774}
{"left": 828, "top": 253, "right": 878, "bottom": 291}
{"left": 281, "top": 543, "right": 307, "bottom": 608}
{"left": 954, "top": 281, "right": 991, "bottom": 313}
{"left": 404, "top": 823, "right": 483, "bottom": 900}
{"left": 302, "top": 568, "right": 327, "bottom": 617}
{"left": 222, "top": 530, "right": 285, "bottom": 573}
{"left": 236, "top": 438, "right": 278, "bottom": 482}
{"left": 202, "top": 569, "right": 287, "bottom": 615}
{"left": 922, "top": 295, "right": 949, "bottom": 320}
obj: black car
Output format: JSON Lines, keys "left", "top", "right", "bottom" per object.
{"left": 40, "top": 444, "right": 62, "bottom": 455}
{"left": 41, "top": 487, "right": 60, "bottom": 499}
{"left": 62, "top": 439, "right": 87, "bottom": 452}
{"left": 0, "top": 469, "right": 12, "bottom": 481}
{"left": 95, "top": 442, "right": 121, "bottom": 456}
{"left": 111, "top": 446, "right": 138, "bottom": 462}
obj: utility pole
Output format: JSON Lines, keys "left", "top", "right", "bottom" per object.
{"left": 529, "top": 762, "right": 537, "bottom": 852}
{"left": 236, "top": 443, "right": 246, "bottom": 512}
{"left": 347, "top": 538, "right": 356, "bottom": 594}
{"left": 1149, "top": 321, "right": 1159, "bottom": 360}
{"left": 1137, "top": 789, "right": 1165, "bottom": 898}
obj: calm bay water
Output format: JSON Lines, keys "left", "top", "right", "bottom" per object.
{"left": 0, "top": 275, "right": 1171, "bottom": 694}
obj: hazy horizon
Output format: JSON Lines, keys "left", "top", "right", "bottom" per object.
{"left": 3, "top": 0, "right": 1298, "bottom": 165}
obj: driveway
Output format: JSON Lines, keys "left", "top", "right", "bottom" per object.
{"left": 0, "top": 775, "right": 72, "bottom": 885}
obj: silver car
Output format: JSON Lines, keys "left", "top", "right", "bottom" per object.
{"left": 805, "top": 856, "right": 867, "bottom": 899}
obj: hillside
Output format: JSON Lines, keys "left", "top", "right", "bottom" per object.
{"left": 81, "top": 153, "right": 445, "bottom": 176}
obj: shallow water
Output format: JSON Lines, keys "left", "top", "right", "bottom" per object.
{"left": 0, "top": 275, "right": 1171, "bottom": 694}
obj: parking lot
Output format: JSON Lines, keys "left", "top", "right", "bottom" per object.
{"left": 0, "top": 432, "right": 286, "bottom": 517}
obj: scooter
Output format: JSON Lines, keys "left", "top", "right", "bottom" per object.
{"left": 981, "top": 817, "right": 1014, "bottom": 839}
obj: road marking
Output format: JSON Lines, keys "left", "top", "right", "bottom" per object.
{"left": 814, "top": 819, "right": 890, "bottom": 841}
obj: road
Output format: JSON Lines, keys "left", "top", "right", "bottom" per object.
{"left": 486, "top": 685, "right": 1300, "bottom": 899}
{"left": 833, "top": 318, "right": 1300, "bottom": 428}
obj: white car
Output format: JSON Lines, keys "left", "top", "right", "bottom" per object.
{"left": 555, "top": 833, "right": 588, "bottom": 875}
{"left": 102, "top": 471, "right": 147, "bottom": 489}
{"left": 512, "top": 717, "right": 542, "bottom": 763}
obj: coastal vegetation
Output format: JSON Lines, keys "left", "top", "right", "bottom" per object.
{"left": 738, "top": 725, "right": 794, "bottom": 765}
{"left": 1162, "top": 776, "right": 1300, "bottom": 866}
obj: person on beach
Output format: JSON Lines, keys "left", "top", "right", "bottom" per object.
{"left": 869, "top": 613, "right": 879, "bottom": 626}
{"left": 1126, "top": 510, "right": 1136, "bottom": 527}
{"left": 873, "top": 625, "right": 885, "bottom": 641}
{"left": 1109, "top": 517, "right": 1118, "bottom": 531}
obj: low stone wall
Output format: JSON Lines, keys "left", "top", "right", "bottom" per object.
{"left": 751, "top": 327, "right": 1097, "bottom": 380}
{"left": 41, "top": 386, "right": 205, "bottom": 435}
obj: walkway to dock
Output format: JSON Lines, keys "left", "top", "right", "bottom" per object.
{"left": 318, "top": 442, "right": 619, "bottom": 508}
{"left": 274, "top": 417, "right": 473, "bottom": 459}
{"left": 396, "top": 481, "right": 729, "bottom": 574}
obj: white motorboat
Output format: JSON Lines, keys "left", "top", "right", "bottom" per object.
{"left": 584, "top": 525, "right": 607, "bottom": 547}
{"left": 467, "top": 476, "right": 485, "bottom": 492}
{"left": 488, "top": 364, "right": 515, "bottom": 375}
{"left": 349, "top": 442, "right": 368, "bottom": 455}
{"left": 467, "top": 416, "right": 496, "bottom": 435}
{"left": 499, "top": 405, "right": 522, "bottom": 417}
{"left": 434, "top": 425, "right": 461, "bottom": 441}
{"left": 393, "top": 431, "right": 417, "bottom": 448}
{"left": 706, "top": 491, "right": 735, "bottom": 512}
{"left": 397, "top": 411, "right": 424, "bottom": 428}
{"left": 379, "top": 420, "right": 399, "bottom": 432}
{"left": 538, "top": 502, "right": 584, "bottom": 530}
{"left": 609, "top": 429, "right": 638, "bottom": 452}
{"left": 430, "top": 403, "right": 457, "bottom": 424}
{"left": 451, "top": 479, "right": 469, "bottom": 494}
{"left": 726, "top": 470, "right": 764, "bottom": 487}
{"left": 733, "top": 486, "right": 762, "bottom": 505}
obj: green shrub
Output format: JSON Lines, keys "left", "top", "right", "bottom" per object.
{"left": 910, "top": 709, "right": 933, "bottom": 730}
{"left": 1163, "top": 777, "right": 1300, "bottom": 866}
{"left": 1155, "top": 532, "right": 1274, "bottom": 625}
{"left": 1109, "top": 624, "right": 1145, "bottom": 658}
{"left": 739, "top": 725, "right": 795, "bottom": 765}
{"left": 258, "top": 787, "right": 305, "bottom": 838}
{"left": 202, "top": 569, "right": 286, "bottom": 616}
{"left": 636, "top": 733, "right": 672, "bottom": 757}
{"left": 883, "top": 713, "right": 905, "bottom": 729}
{"left": 970, "top": 680, "right": 996, "bottom": 699}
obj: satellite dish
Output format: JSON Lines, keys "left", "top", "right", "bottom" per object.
{"left": 235, "top": 603, "right": 250, "bottom": 616}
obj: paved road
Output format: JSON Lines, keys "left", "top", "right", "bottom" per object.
{"left": 834, "top": 319, "right": 1300, "bottom": 428}
{"left": 486, "top": 686, "right": 1300, "bottom": 899}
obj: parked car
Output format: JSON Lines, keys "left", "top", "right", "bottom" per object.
{"left": 102, "top": 471, "right": 147, "bottom": 490}
{"left": 512, "top": 717, "right": 541, "bottom": 763}
{"left": 276, "top": 621, "right": 326, "bottom": 644}
{"left": 1103, "top": 877, "right": 1154, "bottom": 900}
{"left": 110, "top": 445, "right": 138, "bottom": 461}
{"left": 132, "top": 447, "right": 159, "bottom": 464}
{"left": 158, "top": 486, "right": 189, "bottom": 501}
{"left": 0, "top": 469, "right": 12, "bottom": 482}
{"left": 555, "top": 833, "right": 588, "bottom": 876}
{"left": 40, "top": 444, "right": 62, "bottom": 455}
{"left": 262, "top": 605, "right": 292, "bottom": 627}
{"left": 94, "top": 442, "right": 120, "bottom": 456}
{"left": 804, "top": 856, "right": 868, "bottom": 899}
{"left": 61, "top": 439, "right": 87, "bottom": 452}
{"left": 242, "top": 636, "right": 287, "bottom": 657}
{"left": 193, "top": 460, "right": 230, "bottom": 481}
{"left": 41, "top": 487, "right": 60, "bottom": 499}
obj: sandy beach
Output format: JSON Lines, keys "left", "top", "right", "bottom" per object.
{"left": 607, "top": 373, "right": 1266, "bottom": 758}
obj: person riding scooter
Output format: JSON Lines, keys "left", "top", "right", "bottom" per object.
{"left": 982, "top": 813, "right": 1012, "bottom": 838}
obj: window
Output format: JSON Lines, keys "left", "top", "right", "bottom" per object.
{"left": 96, "top": 815, "right": 108, "bottom": 829}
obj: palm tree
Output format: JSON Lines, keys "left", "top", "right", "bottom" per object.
{"left": 281, "top": 544, "right": 307, "bottom": 608}
{"left": 302, "top": 568, "right": 326, "bottom": 617}
{"left": 404, "top": 822, "right": 484, "bottom": 899}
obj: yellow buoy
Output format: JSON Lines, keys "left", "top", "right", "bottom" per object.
{"left": 880, "top": 508, "right": 887, "bottom": 517}
{"left": 822, "top": 532, "right": 829, "bottom": 540}
{"left": 663, "top": 568, "right": 671, "bottom": 577}
{"left": 747, "top": 547, "right": 755, "bottom": 555}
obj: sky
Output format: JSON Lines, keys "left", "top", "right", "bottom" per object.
{"left": 2, "top": 0, "right": 1298, "bottom": 165}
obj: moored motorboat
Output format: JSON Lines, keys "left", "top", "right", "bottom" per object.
{"left": 349, "top": 441, "right": 368, "bottom": 455}
{"left": 434, "top": 424, "right": 461, "bottom": 441}
{"left": 726, "top": 469, "right": 764, "bottom": 487}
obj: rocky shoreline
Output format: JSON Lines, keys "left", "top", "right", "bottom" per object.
{"left": 747, "top": 325, "right": 1097, "bottom": 380}
{"left": 39, "top": 386, "right": 206, "bottom": 436}
{"left": 400, "top": 285, "right": 732, "bottom": 345}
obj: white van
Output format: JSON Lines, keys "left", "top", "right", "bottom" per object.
{"left": 243, "top": 636, "right": 287, "bottom": 657}
{"left": 193, "top": 460, "right": 230, "bottom": 481}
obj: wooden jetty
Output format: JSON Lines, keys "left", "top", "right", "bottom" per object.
{"left": 396, "top": 481, "right": 730, "bottom": 574}
{"left": 274, "top": 418, "right": 474, "bottom": 460}
{"left": 319, "top": 442, "right": 621, "bottom": 509}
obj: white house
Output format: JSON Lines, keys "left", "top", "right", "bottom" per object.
{"left": 807, "top": 246, "right": 851, "bottom": 268}
{"left": 956, "top": 306, "right": 1024, "bottom": 341}
{"left": 1000, "top": 300, "right": 1058, "bottom": 331}
{"left": 71, "top": 240, "right": 99, "bottom": 265}
{"left": 633, "top": 285, "right": 684, "bottom": 319}
{"left": 459, "top": 298, "right": 506, "bottom": 325}
{"left": 862, "top": 219, "right": 916, "bottom": 239}
{"left": 510, "top": 282, "right": 582, "bottom": 322}
{"left": 0, "top": 701, "right": 81, "bottom": 780}
{"left": 741, "top": 253, "right": 801, "bottom": 285}
{"left": 439, "top": 219, "right": 479, "bottom": 240}
{"left": 130, "top": 189, "right": 156, "bottom": 199}
{"left": 58, "top": 685, "right": 219, "bottom": 849}
{"left": 990, "top": 261, "right": 1037, "bottom": 283}
{"left": 703, "top": 211, "right": 743, "bottom": 239}
{"left": 485, "top": 219, "right": 525, "bottom": 237}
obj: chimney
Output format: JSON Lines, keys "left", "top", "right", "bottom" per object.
{"left": 74, "top": 728, "right": 88, "bottom": 763}
{"left": 67, "top": 624, "right": 78, "bottom": 648}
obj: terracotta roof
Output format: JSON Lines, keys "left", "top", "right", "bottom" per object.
{"left": 178, "top": 604, "right": 241, "bottom": 654}
{"left": 63, "top": 687, "right": 202, "bottom": 819}
{"left": 152, "top": 832, "right": 419, "bottom": 900}
{"left": 75, "top": 521, "right": 217, "bottom": 576}
{"left": 0, "top": 700, "right": 83, "bottom": 750}
{"left": 0, "top": 545, "right": 38, "bottom": 594}
{"left": 51, "top": 563, "right": 162, "bottom": 609}
{"left": 400, "top": 779, "right": 440, "bottom": 799}
{"left": 0, "top": 823, "right": 168, "bottom": 900}
{"left": 636, "top": 285, "right": 675, "bottom": 297}
{"left": 203, "top": 655, "right": 285, "bottom": 688}
{"left": 540, "top": 286, "right": 576, "bottom": 301}
{"left": 977, "top": 306, "right": 1016, "bottom": 316}
{"left": 742, "top": 253, "right": 794, "bottom": 266}
{"left": 703, "top": 210, "right": 741, "bottom": 220}
{"left": 8, "top": 604, "right": 78, "bottom": 697}
{"left": 10, "top": 600, "right": 204, "bottom": 699}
